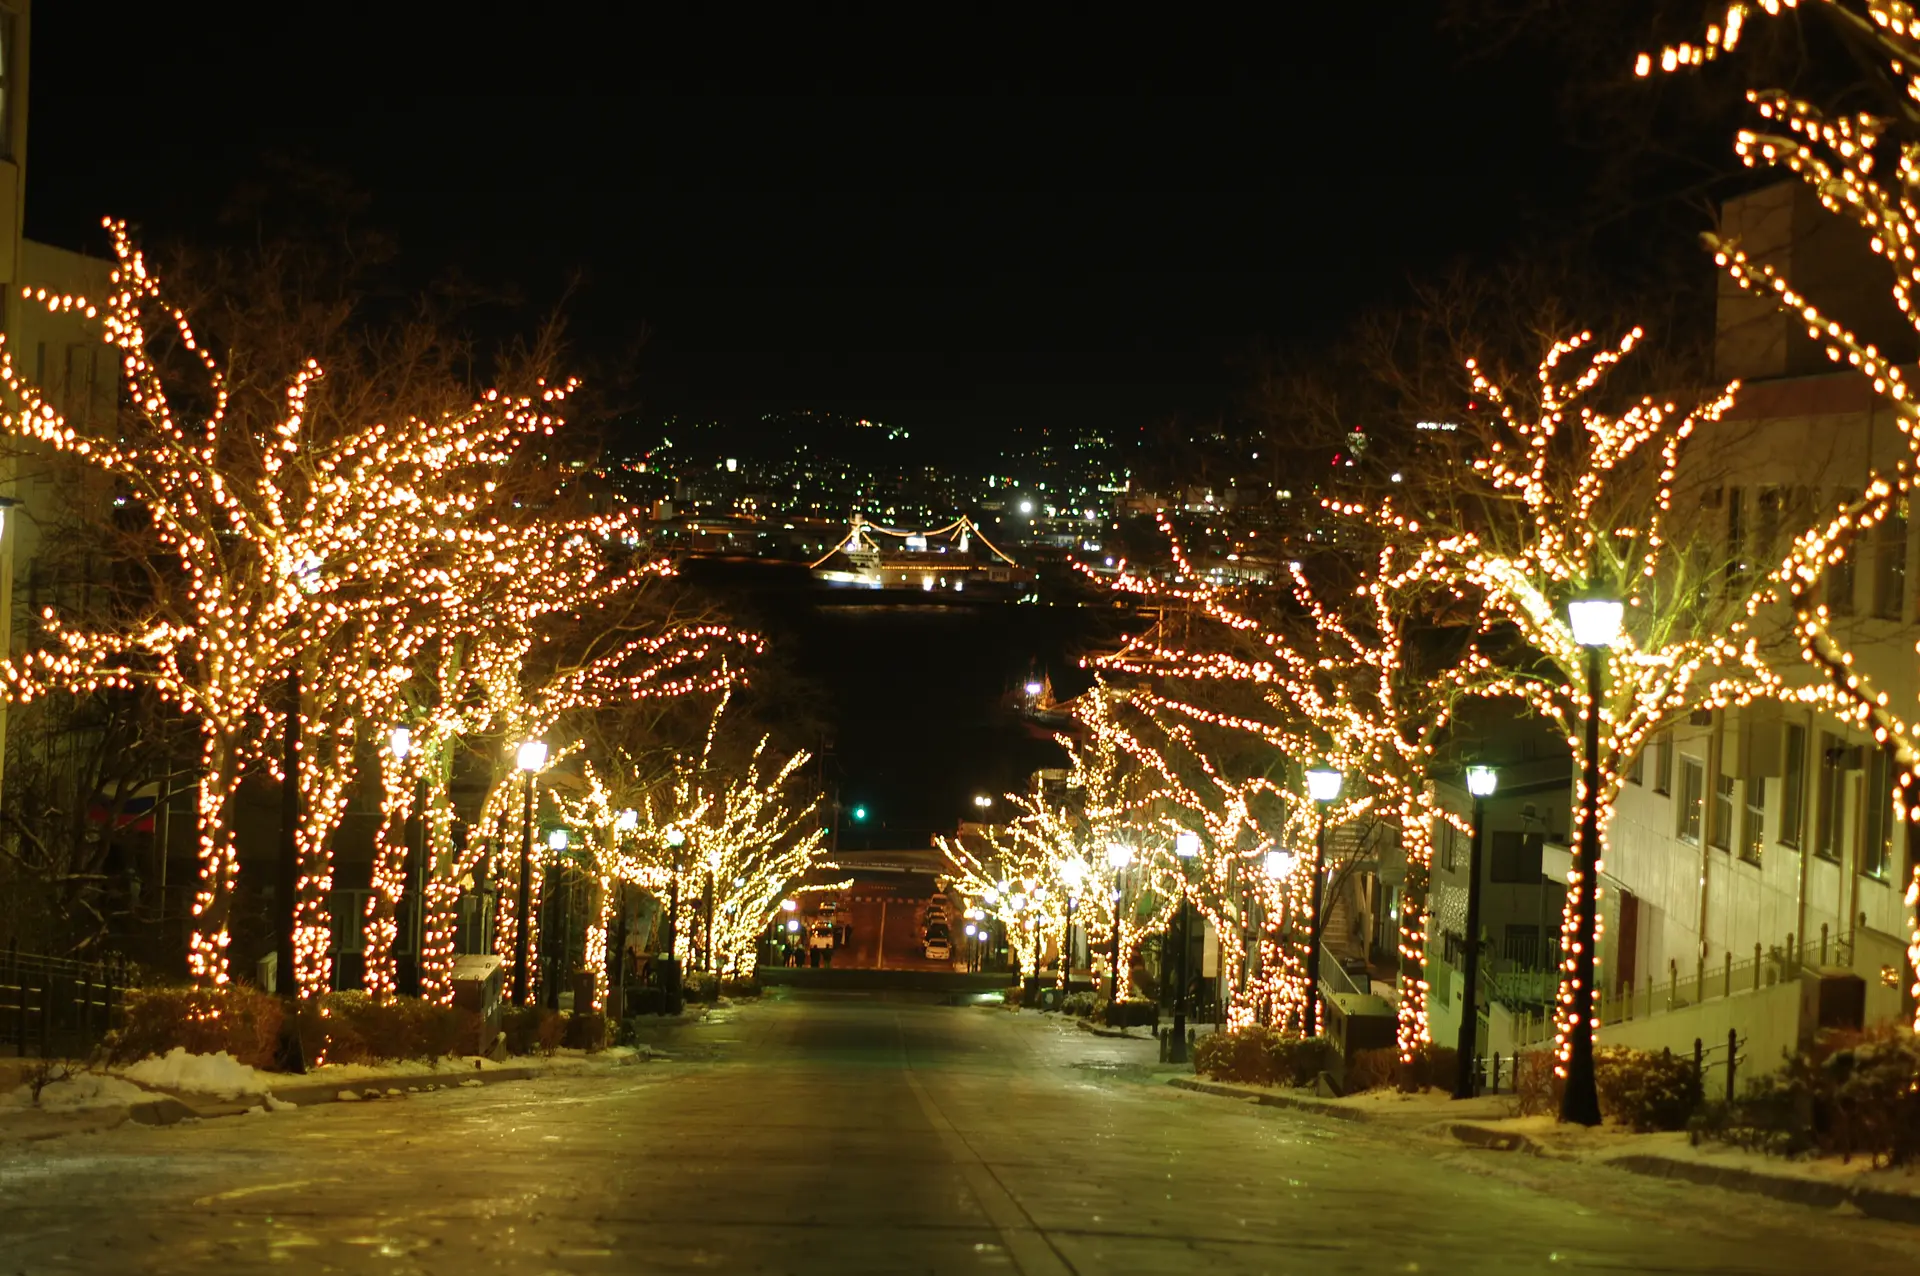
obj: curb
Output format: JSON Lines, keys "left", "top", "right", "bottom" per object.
{"left": 1072, "top": 1019, "right": 1158, "bottom": 1041}
{"left": 1449, "top": 1122, "right": 1547, "bottom": 1155}
{"left": 1166, "top": 1075, "right": 1373, "bottom": 1123}
{"left": 1605, "top": 1154, "right": 1920, "bottom": 1225}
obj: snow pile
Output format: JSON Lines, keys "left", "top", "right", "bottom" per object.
{"left": 119, "top": 1048, "right": 273, "bottom": 1099}
{"left": 2, "top": 1070, "right": 151, "bottom": 1113}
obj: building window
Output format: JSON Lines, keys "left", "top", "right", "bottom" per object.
{"left": 1741, "top": 778, "right": 1765, "bottom": 865}
{"left": 1711, "top": 772, "right": 1734, "bottom": 850}
{"left": 1815, "top": 733, "right": 1848, "bottom": 862}
{"left": 1679, "top": 758, "right": 1705, "bottom": 844}
{"left": 1862, "top": 746, "right": 1895, "bottom": 880}
{"left": 0, "top": 11, "right": 13, "bottom": 162}
{"left": 1489, "top": 831, "right": 1544, "bottom": 883}
{"left": 1781, "top": 723, "right": 1806, "bottom": 849}
{"left": 1755, "top": 486, "right": 1784, "bottom": 574}
{"left": 1652, "top": 732, "right": 1673, "bottom": 796}
{"left": 1875, "top": 507, "right": 1908, "bottom": 620}
{"left": 1440, "top": 823, "right": 1458, "bottom": 874}
{"left": 1627, "top": 744, "right": 1645, "bottom": 786}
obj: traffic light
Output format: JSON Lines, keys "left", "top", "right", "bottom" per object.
{"left": 850, "top": 805, "right": 869, "bottom": 823}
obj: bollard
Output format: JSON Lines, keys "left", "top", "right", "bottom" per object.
{"left": 1491, "top": 1051, "right": 1502, "bottom": 1095}
{"left": 1820, "top": 922, "right": 1830, "bottom": 966}
{"left": 1692, "top": 1037, "right": 1704, "bottom": 1088}
{"left": 1785, "top": 932, "right": 1796, "bottom": 972}
{"left": 1726, "top": 1027, "right": 1738, "bottom": 1102}
{"left": 1645, "top": 972, "right": 1653, "bottom": 1018}
{"left": 1724, "top": 950, "right": 1732, "bottom": 999}
{"left": 1753, "top": 943, "right": 1762, "bottom": 991}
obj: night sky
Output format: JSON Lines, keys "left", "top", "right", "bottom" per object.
{"left": 22, "top": 5, "right": 1607, "bottom": 841}
{"left": 24, "top": 4, "right": 1584, "bottom": 445}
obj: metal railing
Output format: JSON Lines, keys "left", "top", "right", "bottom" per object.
{"left": 1, "top": 942, "right": 128, "bottom": 1059}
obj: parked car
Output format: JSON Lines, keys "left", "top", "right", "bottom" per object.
{"left": 923, "top": 932, "right": 952, "bottom": 961}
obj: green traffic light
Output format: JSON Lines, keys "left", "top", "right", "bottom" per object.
{"left": 851, "top": 805, "right": 868, "bottom": 822}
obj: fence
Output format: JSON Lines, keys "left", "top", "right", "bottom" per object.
{"left": 1470, "top": 1028, "right": 1747, "bottom": 1102}
{"left": 1, "top": 942, "right": 127, "bottom": 1059}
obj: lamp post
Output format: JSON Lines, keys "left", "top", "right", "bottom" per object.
{"left": 511, "top": 739, "right": 547, "bottom": 1006}
{"left": 1060, "top": 861, "right": 1084, "bottom": 1004}
{"left": 664, "top": 826, "right": 686, "bottom": 960}
{"left": 606, "top": 808, "right": 638, "bottom": 1013}
{"left": 1105, "top": 841, "right": 1133, "bottom": 1002}
{"left": 1562, "top": 595, "right": 1622, "bottom": 1127}
{"left": 1263, "top": 846, "right": 1298, "bottom": 1030}
{"left": 1171, "top": 830, "right": 1201, "bottom": 1062}
{"left": 1304, "top": 766, "right": 1343, "bottom": 1038}
{"left": 1454, "top": 765, "right": 1498, "bottom": 1100}
{"left": 704, "top": 851, "right": 719, "bottom": 975}
{"left": 543, "top": 827, "right": 570, "bottom": 1008}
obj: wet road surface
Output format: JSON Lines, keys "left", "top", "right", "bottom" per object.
{"left": 3, "top": 992, "right": 1917, "bottom": 1274}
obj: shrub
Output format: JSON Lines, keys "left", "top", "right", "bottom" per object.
{"left": 1594, "top": 1045, "right": 1704, "bottom": 1132}
{"left": 1694, "top": 1028, "right": 1920, "bottom": 1166}
{"left": 1268, "top": 1034, "right": 1335, "bottom": 1087}
{"left": 1192, "top": 1026, "right": 1332, "bottom": 1087}
{"left": 1344, "top": 1047, "right": 1400, "bottom": 1094}
{"left": 1104, "top": 998, "right": 1158, "bottom": 1029}
{"left": 1194, "top": 1025, "right": 1279, "bottom": 1084}
{"left": 563, "top": 1011, "right": 609, "bottom": 1052}
{"left": 719, "top": 976, "right": 761, "bottom": 999}
{"left": 681, "top": 972, "right": 718, "bottom": 1004}
{"left": 1002, "top": 984, "right": 1025, "bottom": 1009}
{"left": 1062, "top": 991, "right": 1100, "bottom": 1018}
{"left": 624, "top": 987, "right": 666, "bottom": 1017}
{"left": 1508, "top": 1050, "right": 1562, "bottom": 1117}
{"left": 108, "top": 985, "right": 284, "bottom": 1070}
{"left": 502, "top": 1006, "right": 565, "bottom": 1057}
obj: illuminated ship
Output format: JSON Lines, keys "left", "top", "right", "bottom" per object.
{"left": 809, "top": 514, "right": 1034, "bottom": 598}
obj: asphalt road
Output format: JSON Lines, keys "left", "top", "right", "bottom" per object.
{"left": 3, "top": 994, "right": 1917, "bottom": 1274}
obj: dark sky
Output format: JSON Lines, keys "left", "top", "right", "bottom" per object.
{"left": 23, "top": 4, "right": 1581, "bottom": 445}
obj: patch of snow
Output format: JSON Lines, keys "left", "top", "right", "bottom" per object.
{"left": 1, "top": 1071, "right": 151, "bottom": 1114}
{"left": 118, "top": 1049, "right": 272, "bottom": 1100}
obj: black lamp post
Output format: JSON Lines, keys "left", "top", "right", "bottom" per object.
{"left": 1105, "top": 841, "right": 1134, "bottom": 1002}
{"left": 511, "top": 739, "right": 547, "bottom": 1006}
{"left": 1561, "top": 596, "right": 1622, "bottom": 1127}
{"left": 1170, "top": 830, "right": 1201, "bottom": 1062}
{"left": 1303, "top": 766, "right": 1343, "bottom": 1038}
{"left": 1453, "top": 765, "right": 1498, "bottom": 1099}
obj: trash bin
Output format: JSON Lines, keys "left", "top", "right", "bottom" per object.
{"left": 655, "top": 957, "right": 683, "bottom": 1016}
{"left": 451, "top": 954, "right": 505, "bottom": 1052}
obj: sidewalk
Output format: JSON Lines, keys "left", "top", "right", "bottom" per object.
{"left": 1164, "top": 1072, "right": 1920, "bottom": 1224}
{"left": 1, "top": 1044, "right": 665, "bottom": 1143}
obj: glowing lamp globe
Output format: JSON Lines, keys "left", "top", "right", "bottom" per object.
{"left": 1024, "top": 681, "right": 1043, "bottom": 697}
{"left": 781, "top": 898, "right": 798, "bottom": 912}
{"left": 1105, "top": 842, "right": 1134, "bottom": 869}
{"left": 1466, "top": 765, "right": 1499, "bottom": 798}
{"left": 786, "top": 919, "right": 800, "bottom": 933}
{"left": 389, "top": 726, "right": 412, "bottom": 760}
{"left": 1305, "top": 767, "right": 1343, "bottom": 803}
{"left": 1567, "top": 597, "right": 1624, "bottom": 648}
{"left": 665, "top": 827, "right": 686, "bottom": 849}
{"left": 515, "top": 740, "right": 548, "bottom": 773}
{"left": 1263, "top": 849, "right": 1297, "bottom": 880}
{"left": 546, "top": 828, "right": 569, "bottom": 852}
{"left": 965, "top": 923, "right": 978, "bottom": 937}
{"left": 1174, "top": 831, "right": 1201, "bottom": 858}
{"left": 1061, "top": 861, "right": 1086, "bottom": 890}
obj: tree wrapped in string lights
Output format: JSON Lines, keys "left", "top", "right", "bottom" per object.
{"left": 1087, "top": 518, "right": 1489, "bottom": 1051}
{"left": 616, "top": 690, "right": 831, "bottom": 981}
{"left": 1640, "top": 0, "right": 1920, "bottom": 1027}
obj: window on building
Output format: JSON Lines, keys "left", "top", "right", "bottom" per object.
{"left": 1489, "top": 831, "right": 1544, "bottom": 883}
{"left": 1711, "top": 772, "right": 1734, "bottom": 850}
{"left": 1781, "top": 722, "right": 1807, "bottom": 849}
{"left": 1440, "top": 823, "right": 1458, "bottom": 874}
{"left": 1679, "top": 758, "right": 1705, "bottom": 844}
{"left": 1756, "top": 486, "right": 1784, "bottom": 572}
{"left": 1653, "top": 732, "right": 1674, "bottom": 796}
{"left": 1741, "top": 778, "right": 1765, "bottom": 865}
{"left": 1862, "top": 746, "right": 1895, "bottom": 880}
{"left": 1828, "top": 490, "right": 1858, "bottom": 615}
{"left": 1875, "top": 507, "right": 1909, "bottom": 620}
{"left": 0, "top": 12, "right": 13, "bottom": 162}
{"left": 1815, "top": 733, "right": 1848, "bottom": 861}
{"left": 1502, "top": 924, "right": 1543, "bottom": 968}
{"left": 1627, "top": 745, "right": 1645, "bottom": 786}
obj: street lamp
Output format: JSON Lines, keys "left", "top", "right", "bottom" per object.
{"left": 389, "top": 726, "right": 412, "bottom": 760}
{"left": 1562, "top": 594, "right": 1622, "bottom": 1127}
{"left": 1170, "top": 829, "right": 1201, "bottom": 1062}
{"left": 973, "top": 794, "right": 994, "bottom": 810}
{"left": 1454, "top": 765, "right": 1499, "bottom": 1100}
{"left": 1105, "top": 842, "right": 1133, "bottom": 1001}
{"left": 663, "top": 826, "right": 686, "bottom": 963}
{"left": 511, "top": 739, "right": 547, "bottom": 1006}
{"left": 547, "top": 828, "right": 569, "bottom": 852}
{"left": 1304, "top": 766, "right": 1342, "bottom": 1038}
{"left": 615, "top": 808, "right": 639, "bottom": 833}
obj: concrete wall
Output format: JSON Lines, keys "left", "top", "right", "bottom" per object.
{"left": 1597, "top": 976, "right": 1816, "bottom": 1088}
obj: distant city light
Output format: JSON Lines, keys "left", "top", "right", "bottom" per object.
{"left": 1018, "top": 500, "right": 1034, "bottom": 515}
{"left": 1024, "top": 680, "right": 1043, "bottom": 696}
